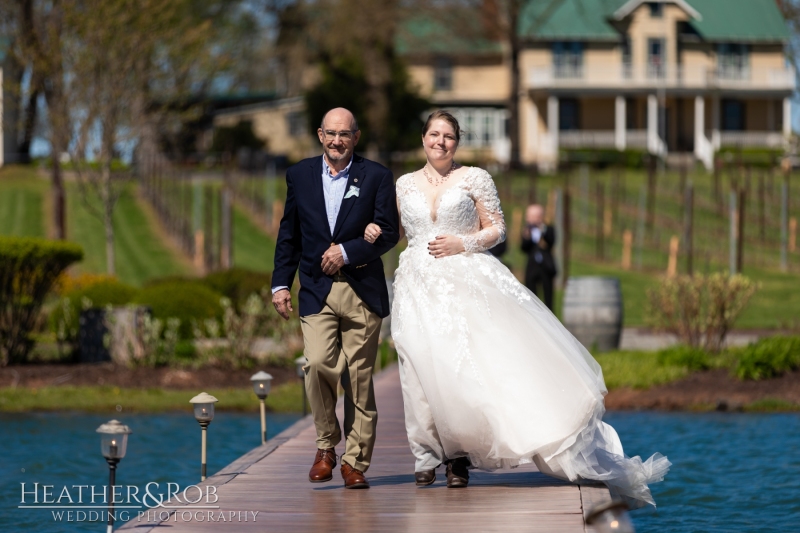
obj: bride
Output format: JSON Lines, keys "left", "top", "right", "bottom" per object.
{"left": 363, "top": 110, "right": 670, "bottom": 508}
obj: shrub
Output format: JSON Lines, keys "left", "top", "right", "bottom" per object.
{"left": 735, "top": 336, "right": 800, "bottom": 381}
{"left": 657, "top": 345, "right": 711, "bottom": 371}
{"left": 194, "top": 292, "right": 270, "bottom": 369}
{"left": 50, "top": 279, "right": 139, "bottom": 353}
{"left": 202, "top": 268, "right": 272, "bottom": 310}
{"left": 133, "top": 281, "right": 223, "bottom": 339}
{"left": 646, "top": 273, "right": 758, "bottom": 353}
{"left": 0, "top": 237, "right": 83, "bottom": 365}
{"left": 54, "top": 273, "right": 117, "bottom": 296}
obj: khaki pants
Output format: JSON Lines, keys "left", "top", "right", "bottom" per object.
{"left": 300, "top": 280, "right": 382, "bottom": 473}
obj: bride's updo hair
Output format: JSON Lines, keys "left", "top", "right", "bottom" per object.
{"left": 422, "top": 110, "right": 461, "bottom": 144}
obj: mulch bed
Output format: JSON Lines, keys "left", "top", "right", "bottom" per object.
{"left": 605, "top": 369, "right": 800, "bottom": 410}
{"left": 0, "top": 363, "right": 297, "bottom": 390}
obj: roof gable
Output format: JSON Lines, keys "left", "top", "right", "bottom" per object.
{"left": 613, "top": 0, "right": 701, "bottom": 20}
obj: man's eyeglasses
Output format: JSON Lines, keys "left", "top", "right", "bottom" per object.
{"left": 323, "top": 130, "right": 356, "bottom": 140}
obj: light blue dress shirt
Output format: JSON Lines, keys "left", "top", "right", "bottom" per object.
{"left": 272, "top": 155, "right": 353, "bottom": 294}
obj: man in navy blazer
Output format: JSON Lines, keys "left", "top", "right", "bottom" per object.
{"left": 272, "top": 108, "right": 399, "bottom": 489}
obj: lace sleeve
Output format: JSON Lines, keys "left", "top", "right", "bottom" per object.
{"left": 461, "top": 169, "right": 506, "bottom": 253}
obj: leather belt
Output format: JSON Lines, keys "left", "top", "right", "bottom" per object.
{"left": 332, "top": 271, "right": 347, "bottom": 282}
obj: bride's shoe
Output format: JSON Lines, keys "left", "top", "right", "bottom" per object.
{"left": 414, "top": 469, "right": 436, "bottom": 486}
{"left": 445, "top": 458, "right": 470, "bottom": 488}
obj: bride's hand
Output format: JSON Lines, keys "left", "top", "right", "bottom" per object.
{"left": 428, "top": 235, "right": 465, "bottom": 258}
{"left": 364, "top": 223, "right": 382, "bottom": 243}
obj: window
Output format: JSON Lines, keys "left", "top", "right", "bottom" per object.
{"left": 559, "top": 99, "right": 580, "bottom": 131}
{"left": 648, "top": 2, "right": 663, "bottom": 18}
{"left": 434, "top": 57, "right": 453, "bottom": 91}
{"left": 553, "top": 42, "right": 583, "bottom": 78}
{"left": 718, "top": 44, "right": 749, "bottom": 80}
{"left": 621, "top": 37, "right": 632, "bottom": 78}
{"left": 286, "top": 111, "right": 306, "bottom": 137}
{"left": 722, "top": 99, "right": 745, "bottom": 131}
{"left": 647, "top": 38, "right": 666, "bottom": 78}
{"left": 451, "top": 108, "right": 506, "bottom": 147}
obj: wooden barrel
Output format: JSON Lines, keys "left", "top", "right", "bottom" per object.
{"left": 562, "top": 277, "right": 623, "bottom": 352}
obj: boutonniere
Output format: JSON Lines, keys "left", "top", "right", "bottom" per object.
{"left": 344, "top": 185, "right": 360, "bottom": 199}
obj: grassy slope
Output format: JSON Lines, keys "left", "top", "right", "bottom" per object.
{"left": 66, "top": 183, "right": 191, "bottom": 285}
{"left": 232, "top": 205, "right": 275, "bottom": 273}
{"left": 0, "top": 165, "right": 191, "bottom": 286}
{"left": 0, "top": 166, "right": 46, "bottom": 237}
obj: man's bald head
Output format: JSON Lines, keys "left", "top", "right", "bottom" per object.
{"left": 320, "top": 107, "right": 359, "bottom": 131}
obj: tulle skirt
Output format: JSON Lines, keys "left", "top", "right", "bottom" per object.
{"left": 391, "top": 245, "right": 670, "bottom": 508}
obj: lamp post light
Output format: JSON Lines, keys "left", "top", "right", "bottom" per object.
{"left": 96, "top": 420, "right": 132, "bottom": 533}
{"left": 585, "top": 500, "right": 635, "bottom": 533}
{"left": 189, "top": 392, "right": 218, "bottom": 481}
{"left": 295, "top": 355, "right": 308, "bottom": 416}
{"left": 250, "top": 371, "right": 273, "bottom": 445}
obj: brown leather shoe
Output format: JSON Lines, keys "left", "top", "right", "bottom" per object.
{"left": 445, "top": 458, "right": 470, "bottom": 488}
{"left": 415, "top": 469, "right": 436, "bottom": 486}
{"left": 308, "top": 448, "right": 336, "bottom": 483}
{"left": 341, "top": 462, "right": 370, "bottom": 489}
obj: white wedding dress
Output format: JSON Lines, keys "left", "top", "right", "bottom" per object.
{"left": 390, "top": 167, "right": 670, "bottom": 508}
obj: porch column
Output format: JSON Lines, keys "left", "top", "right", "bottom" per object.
{"left": 547, "top": 95, "right": 559, "bottom": 158}
{"left": 0, "top": 68, "right": 4, "bottom": 169}
{"left": 711, "top": 94, "right": 721, "bottom": 150}
{"left": 529, "top": 96, "right": 539, "bottom": 159}
{"left": 615, "top": 95, "right": 626, "bottom": 151}
{"left": 694, "top": 95, "right": 712, "bottom": 169}
{"left": 783, "top": 96, "right": 792, "bottom": 138}
{"left": 647, "top": 94, "right": 658, "bottom": 155}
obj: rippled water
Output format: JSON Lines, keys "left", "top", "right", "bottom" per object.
{"left": 0, "top": 411, "right": 301, "bottom": 532}
{"left": 2, "top": 411, "right": 798, "bottom": 532}
{"left": 605, "top": 412, "right": 800, "bottom": 533}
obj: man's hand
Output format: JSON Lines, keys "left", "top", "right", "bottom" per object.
{"left": 321, "top": 244, "right": 345, "bottom": 275}
{"left": 428, "top": 234, "right": 465, "bottom": 258}
{"left": 364, "top": 223, "right": 382, "bottom": 244}
{"left": 272, "top": 289, "right": 293, "bottom": 320}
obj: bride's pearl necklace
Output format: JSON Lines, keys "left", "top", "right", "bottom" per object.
{"left": 423, "top": 161, "right": 456, "bottom": 186}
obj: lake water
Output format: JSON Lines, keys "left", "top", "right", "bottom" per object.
{"left": 1, "top": 411, "right": 301, "bottom": 532}
{"left": 1, "top": 411, "right": 798, "bottom": 532}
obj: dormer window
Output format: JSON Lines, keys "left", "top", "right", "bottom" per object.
{"left": 434, "top": 57, "right": 453, "bottom": 91}
{"left": 718, "top": 44, "right": 749, "bottom": 80}
{"left": 553, "top": 42, "right": 583, "bottom": 78}
{"left": 648, "top": 2, "right": 663, "bottom": 18}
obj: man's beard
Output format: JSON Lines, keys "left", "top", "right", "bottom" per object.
{"left": 325, "top": 146, "right": 351, "bottom": 162}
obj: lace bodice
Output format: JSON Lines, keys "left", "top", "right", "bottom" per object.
{"left": 396, "top": 167, "right": 506, "bottom": 253}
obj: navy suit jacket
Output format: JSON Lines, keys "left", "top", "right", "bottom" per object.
{"left": 272, "top": 154, "right": 400, "bottom": 318}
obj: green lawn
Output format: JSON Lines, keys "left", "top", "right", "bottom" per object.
{"left": 0, "top": 166, "right": 47, "bottom": 237}
{"left": 0, "top": 381, "right": 304, "bottom": 413}
{"left": 66, "top": 182, "right": 191, "bottom": 285}
{"left": 1, "top": 164, "right": 192, "bottom": 286}
{"left": 233, "top": 205, "right": 275, "bottom": 272}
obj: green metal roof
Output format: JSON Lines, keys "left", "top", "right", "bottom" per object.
{"left": 687, "top": 0, "right": 790, "bottom": 41}
{"left": 396, "top": 14, "right": 504, "bottom": 55}
{"left": 518, "top": 0, "right": 789, "bottom": 42}
{"left": 518, "top": 0, "right": 625, "bottom": 41}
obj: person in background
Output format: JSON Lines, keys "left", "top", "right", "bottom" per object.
{"left": 521, "top": 204, "right": 556, "bottom": 310}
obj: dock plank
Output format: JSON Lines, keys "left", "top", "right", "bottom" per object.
{"left": 120, "top": 366, "right": 608, "bottom": 532}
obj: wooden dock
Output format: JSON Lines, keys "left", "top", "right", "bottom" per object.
{"left": 120, "top": 366, "right": 611, "bottom": 532}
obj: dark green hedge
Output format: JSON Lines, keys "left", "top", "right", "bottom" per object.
{"left": 133, "top": 281, "right": 224, "bottom": 339}
{"left": 0, "top": 237, "right": 83, "bottom": 365}
{"left": 202, "top": 268, "right": 271, "bottom": 310}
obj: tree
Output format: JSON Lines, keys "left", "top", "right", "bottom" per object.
{"left": 305, "top": 53, "right": 429, "bottom": 156}
{"left": 282, "top": 0, "right": 427, "bottom": 163}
